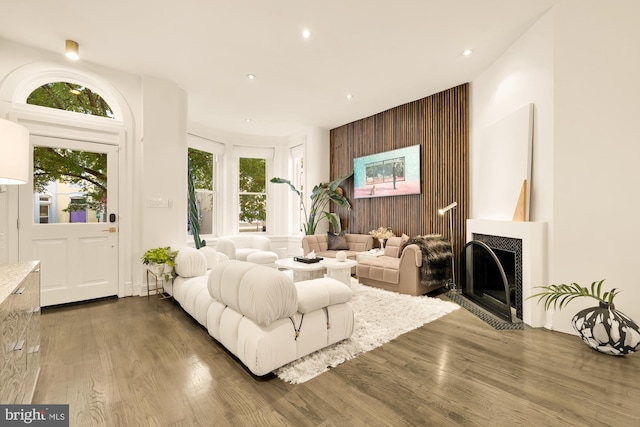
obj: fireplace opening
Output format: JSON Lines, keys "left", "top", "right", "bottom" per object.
{"left": 460, "top": 240, "right": 517, "bottom": 322}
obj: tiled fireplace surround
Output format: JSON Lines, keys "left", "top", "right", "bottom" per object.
{"left": 466, "top": 219, "right": 547, "bottom": 327}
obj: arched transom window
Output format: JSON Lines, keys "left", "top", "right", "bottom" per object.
{"left": 26, "top": 82, "right": 114, "bottom": 119}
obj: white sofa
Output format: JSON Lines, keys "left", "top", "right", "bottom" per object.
{"left": 166, "top": 247, "right": 354, "bottom": 376}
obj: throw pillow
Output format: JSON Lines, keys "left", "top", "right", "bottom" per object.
{"left": 327, "top": 231, "right": 349, "bottom": 250}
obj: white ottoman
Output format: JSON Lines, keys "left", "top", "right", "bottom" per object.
{"left": 246, "top": 251, "right": 278, "bottom": 268}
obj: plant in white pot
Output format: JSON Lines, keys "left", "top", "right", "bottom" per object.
{"left": 141, "top": 246, "right": 178, "bottom": 282}
{"left": 529, "top": 280, "right": 640, "bottom": 355}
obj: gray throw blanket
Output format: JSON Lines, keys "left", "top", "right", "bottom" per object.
{"left": 400, "top": 235, "right": 452, "bottom": 287}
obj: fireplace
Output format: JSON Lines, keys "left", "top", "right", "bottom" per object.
{"left": 461, "top": 235, "right": 522, "bottom": 322}
{"left": 463, "top": 219, "right": 547, "bottom": 328}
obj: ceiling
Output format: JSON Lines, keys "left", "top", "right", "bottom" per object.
{"left": 0, "top": 0, "right": 558, "bottom": 138}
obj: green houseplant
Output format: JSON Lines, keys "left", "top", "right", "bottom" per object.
{"left": 271, "top": 172, "right": 353, "bottom": 235}
{"left": 529, "top": 280, "right": 639, "bottom": 355}
{"left": 141, "top": 246, "right": 178, "bottom": 281}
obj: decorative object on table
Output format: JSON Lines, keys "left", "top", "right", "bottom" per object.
{"left": 293, "top": 256, "right": 323, "bottom": 264}
{"left": 369, "top": 226, "right": 395, "bottom": 249}
{"left": 529, "top": 280, "right": 640, "bottom": 355}
{"left": 308, "top": 250, "right": 316, "bottom": 259}
{"left": 336, "top": 250, "right": 347, "bottom": 262}
{"left": 270, "top": 172, "right": 353, "bottom": 235}
{"left": 438, "top": 201, "right": 458, "bottom": 290}
{"left": 141, "top": 246, "right": 178, "bottom": 281}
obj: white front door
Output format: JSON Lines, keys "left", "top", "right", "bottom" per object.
{"left": 19, "top": 136, "right": 119, "bottom": 306}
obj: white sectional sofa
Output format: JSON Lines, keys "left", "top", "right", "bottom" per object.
{"left": 166, "top": 246, "right": 354, "bottom": 376}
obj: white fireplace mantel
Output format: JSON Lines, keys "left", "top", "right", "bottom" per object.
{"left": 466, "top": 219, "right": 547, "bottom": 327}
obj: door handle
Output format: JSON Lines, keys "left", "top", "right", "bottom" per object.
{"left": 102, "top": 227, "right": 117, "bottom": 233}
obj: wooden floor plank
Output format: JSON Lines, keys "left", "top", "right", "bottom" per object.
{"left": 33, "top": 295, "right": 640, "bottom": 426}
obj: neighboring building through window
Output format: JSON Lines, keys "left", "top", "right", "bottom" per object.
{"left": 239, "top": 157, "right": 267, "bottom": 232}
{"left": 32, "top": 148, "right": 107, "bottom": 224}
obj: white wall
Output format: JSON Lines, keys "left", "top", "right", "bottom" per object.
{"left": 471, "top": 10, "right": 554, "bottom": 226}
{"left": 140, "top": 75, "right": 188, "bottom": 267}
{"left": 472, "top": 0, "right": 640, "bottom": 334}
{"left": 470, "top": 9, "right": 555, "bottom": 321}
{"left": 551, "top": 0, "right": 640, "bottom": 332}
{"left": 0, "top": 38, "right": 323, "bottom": 296}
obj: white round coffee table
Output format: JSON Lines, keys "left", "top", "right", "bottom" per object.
{"left": 275, "top": 258, "right": 326, "bottom": 282}
{"left": 320, "top": 258, "right": 357, "bottom": 286}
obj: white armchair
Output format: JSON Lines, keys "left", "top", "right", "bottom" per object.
{"left": 216, "top": 235, "right": 278, "bottom": 267}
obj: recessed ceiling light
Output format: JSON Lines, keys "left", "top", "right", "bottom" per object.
{"left": 346, "top": 94, "right": 353, "bottom": 100}
{"left": 245, "top": 118, "right": 252, "bottom": 123}
{"left": 302, "top": 29, "right": 311, "bottom": 39}
{"left": 461, "top": 49, "right": 473, "bottom": 56}
{"left": 246, "top": 74, "right": 256, "bottom": 80}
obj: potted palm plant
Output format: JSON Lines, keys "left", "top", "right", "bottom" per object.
{"left": 271, "top": 172, "right": 353, "bottom": 235}
{"left": 529, "top": 280, "right": 640, "bottom": 355}
{"left": 141, "top": 246, "right": 178, "bottom": 281}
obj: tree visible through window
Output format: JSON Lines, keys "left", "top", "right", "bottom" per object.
{"left": 27, "top": 82, "right": 114, "bottom": 118}
{"left": 239, "top": 158, "right": 266, "bottom": 232}
{"left": 25, "top": 82, "right": 112, "bottom": 224}
{"left": 33, "top": 147, "right": 107, "bottom": 223}
{"left": 188, "top": 148, "right": 214, "bottom": 235}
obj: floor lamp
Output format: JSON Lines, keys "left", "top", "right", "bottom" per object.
{"left": 438, "top": 201, "right": 458, "bottom": 291}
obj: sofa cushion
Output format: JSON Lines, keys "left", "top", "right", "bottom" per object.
{"left": 199, "top": 246, "right": 220, "bottom": 270}
{"left": 327, "top": 231, "right": 349, "bottom": 250}
{"left": 208, "top": 260, "right": 298, "bottom": 327}
{"left": 174, "top": 246, "right": 208, "bottom": 278}
{"left": 357, "top": 256, "right": 401, "bottom": 284}
{"left": 384, "top": 236, "right": 404, "bottom": 258}
{"left": 295, "top": 278, "right": 353, "bottom": 313}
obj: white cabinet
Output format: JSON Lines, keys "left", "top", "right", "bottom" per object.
{"left": 0, "top": 261, "right": 41, "bottom": 404}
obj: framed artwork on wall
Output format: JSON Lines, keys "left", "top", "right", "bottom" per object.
{"left": 353, "top": 144, "right": 421, "bottom": 199}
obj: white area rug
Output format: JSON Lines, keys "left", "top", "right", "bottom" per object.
{"left": 274, "top": 280, "right": 460, "bottom": 384}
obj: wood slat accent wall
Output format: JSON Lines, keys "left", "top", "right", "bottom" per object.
{"left": 330, "top": 83, "right": 468, "bottom": 279}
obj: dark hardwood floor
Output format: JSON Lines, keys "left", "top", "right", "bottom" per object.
{"left": 33, "top": 294, "right": 640, "bottom": 426}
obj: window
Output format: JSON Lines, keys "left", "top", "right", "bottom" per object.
{"left": 32, "top": 147, "right": 107, "bottom": 224}
{"left": 27, "top": 82, "right": 114, "bottom": 118}
{"left": 38, "top": 195, "right": 51, "bottom": 224}
{"left": 188, "top": 147, "right": 215, "bottom": 235}
{"left": 290, "top": 145, "right": 305, "bottom": 233}
{"left": 238, "top": 157, "right": 267, "bottom": 232}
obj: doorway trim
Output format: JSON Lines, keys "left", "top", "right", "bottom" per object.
{"left": 0, "top": 61, "right": 136, "bottom": 298}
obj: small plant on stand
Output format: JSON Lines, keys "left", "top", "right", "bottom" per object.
{"left": 141, "top": 246, "right": 178, "bottom": 281}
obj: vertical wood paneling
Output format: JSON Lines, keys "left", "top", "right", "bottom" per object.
{"left": 330, "top": 84, "right": 468, "bottom": 281}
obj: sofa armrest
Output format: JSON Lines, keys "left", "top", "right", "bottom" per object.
{"left": 400, "top": 244, "right": 422, "bottom": 267}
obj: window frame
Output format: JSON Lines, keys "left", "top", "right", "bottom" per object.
{"left": 187, "top": 134, "right": 223, "bottom": 238}
{"left": 233, "top": 146, "right": 274, "bottom": 235}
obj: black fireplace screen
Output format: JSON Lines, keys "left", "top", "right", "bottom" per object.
{"left": 461, "top": 240, "right": 516, "bottom": 322}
